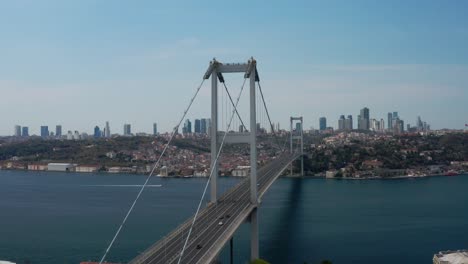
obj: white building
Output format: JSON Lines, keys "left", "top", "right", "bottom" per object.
{"left": 75, "top": 165, "right": 100, "bottom": 173}
{"left": 231, "top": 166, "right": 250, "bottom": 177}
{"left": 47, "top": 163, "right": 76, "bottom": 172}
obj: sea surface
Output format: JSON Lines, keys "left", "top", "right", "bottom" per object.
{"left": 0, "top": 170, "right": 467, "bottom": 264}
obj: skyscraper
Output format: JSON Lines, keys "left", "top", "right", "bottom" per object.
{"left": 200, "top": 118, "right": 207, "bottom": 134}
{"left": 94, "top": 126, "right": 101, "bottom": 138}
{"left": 183, "top": 119, "right": 192, "bottom": 134}
{"left": 319, "top": 117, "right": 327, "bottom": 131}
{"left": 56, "top": 125, "right": 62, "bottom": 137}
{"left": 153, "top": 123, "right": 158, "bottom": 135}
{"left": 22, "top": 126, "right": 29, "bottom": 137}
{"left": 194, "top": 119, "right": 201, "bottom": 133}
{"left": 40, "top": 126, "right": 49, "bottom": 137}
{"left": 345, "top": 115, "right": 353, "bottom": 130}
{"left": 123, "top": 124, "right": 131, "bottom": 136}
{"left": 380, "top": 118, "right": 385, "bottom": 131}
{"left": 359, "top": 107, "right": 370, "bottom": 130}
{"left": 338, "top": 115, "right": 345, "bottom": 130}
{"left": 14, "top": 125, "right": 21, "bottom": 137}
{"left": 105, "top": 121, "right": 111, "bottom": 138}
{"left": 387, "top": 113, "right": 393, "bottom": 131}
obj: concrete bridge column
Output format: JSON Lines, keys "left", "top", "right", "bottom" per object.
{"left": 250, "top": 207, "right": 259, "bottom": 261}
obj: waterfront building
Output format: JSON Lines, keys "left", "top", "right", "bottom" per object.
{"left": 338, "top": 115, "right": 345, "bottom": 130}
{"left": 40, "top": 126, "right": 49, "bottom": 138}
{"left": 123, "top": 124, "right": 131, "bottom": 136}
{"left": 56, "top": 125, "right": 62, "bottom": 137}
{"left": 319, "top": 117, "right": 327, "bottom": 131}
{"left": 14, "top": 125, "right": 21, "bottom": 137}
{"left": 194, "top": 119, "right": 201, "bottom": 133}
{"left": 22, "top": 126, "right": 29, "bottom": 137}
{"left": 47, "top": 163, "right": 76, "bottom": 172}
{"left": 105, "top": 121, "right": 111, "bottom": 138}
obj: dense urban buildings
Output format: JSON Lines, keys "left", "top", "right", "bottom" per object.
{"left": 7, "top": 110, "right": 430, "bottom": 138}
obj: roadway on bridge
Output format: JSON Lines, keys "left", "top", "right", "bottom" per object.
{"left": 128, "top": 152, "right": 298, "bottom": 264}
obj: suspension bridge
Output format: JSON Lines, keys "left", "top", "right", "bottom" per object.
{"left": 99, "top": 58, "right": 305, "bottom": 264}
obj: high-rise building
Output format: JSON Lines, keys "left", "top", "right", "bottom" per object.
{"left": 123, "top": 124, "right": 131, "bottom": 136}
{"left": 338, "top": 115, "right": 345, "bottom": 130}
{"left": 40, "top": 126, "right": 49, "bottom": 137}
{"left": 393, "top": 112, "right": 399, "bottom": 119}
{"left": 358, "top": 107, "right": 370, "bottom": 130}
{"left": 370, "top": 119, "right": 381, "bottom": 131}
{"left": 380, "top": 119, "right": 385, "bottom": 132}
{"left": 345, "top": 115, "right": 353, "bottom": 130}
{"left": 94, "top": 126, "right": 101, "bottom": 138}
{"left": 105, "top": 121, "right": 111, "bottom": 138}
{"left": 194, "top": 119, "right": 201, "bottom": 133}
{"left": 200, "top": 118, "right": 209, "bottom": 134}
{"left": 319, "top": 117, "right": 327, "bottom": 131}
{"left": 14, "top": 125, "right": 21, "bottom": 137}
{"left": 153, "top": 123, "right": 158, "bottom": 135}
{"left": 183, "top": 119, "right": 192, "bottom": 134}
{"left": 56, "top": 125, "right": 62, "bottom": 137}
{"left": 387, "top": 113, "right": 393, "bottom": 131}
{"left": 22, "top": 126, "right": 29, "bottom": 137}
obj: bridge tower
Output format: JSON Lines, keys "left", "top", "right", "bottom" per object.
{"left": 203, "top": 58, "right": 260, "bottom": 260}
{"left": 290, "top": 116, "right": 304, "bottom": 176}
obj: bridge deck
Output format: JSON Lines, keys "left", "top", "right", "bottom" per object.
{"left": 128, "top": 153, "right": 298, "bottom": 264}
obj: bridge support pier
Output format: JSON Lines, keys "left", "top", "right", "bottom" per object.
{"left": 250, "top": 207, "right": 259, "bottom": 261}
{"left": 290, "top": 116, "right": 304, "bottom": 176}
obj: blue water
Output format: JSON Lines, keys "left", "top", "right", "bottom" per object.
{"left": 0, "top": 171, "right": 467, "bottom": 264}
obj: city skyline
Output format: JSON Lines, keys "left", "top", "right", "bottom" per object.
{"left": 8, "top": 107, "right": 433, "bottom": 137}
{"left": 1, "top": 1, "right": 468, "bottom": 135}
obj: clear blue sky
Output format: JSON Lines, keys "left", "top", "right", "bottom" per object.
{"left": 1, "top": 0, "right": 467, "bottom": 135}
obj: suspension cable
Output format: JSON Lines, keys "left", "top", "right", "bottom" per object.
{"left": 177, "top": 78, "right": 247, "bottom": 264}
{"left": 98, "top": 79, "right": 206, "bottom": 264}
{"left": 222, "top": 82, "right": 247, "bottom": 132}
{"left": 257, "top": 81, "right": 282, "bottom": 152}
